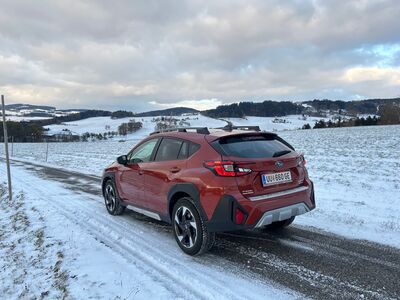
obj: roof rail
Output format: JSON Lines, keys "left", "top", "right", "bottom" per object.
{"left": 216, "top": 125, "right": 261, "bottom": 132}
{"left": 150, "top": 127, "right": 210, "bottom": 135}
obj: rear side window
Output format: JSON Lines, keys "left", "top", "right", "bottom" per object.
{"left": 177, "top": 141, "right": 189, "bottom": 159}
{"left": 155, "top": 138, "right": 200, "bottom": 161}
{"left": 188, "top": 143, "right": 200, "bottom": 157}
{"left": 212, "top": 135, "right": 293, "bottom": 158}
{"left": 155, "top": 138, "right": 183, "bottom": 161}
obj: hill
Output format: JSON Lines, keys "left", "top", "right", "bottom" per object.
{"left": 203, "top": 101, "right": 302, "bottom": 118}
{"left": 202, "top": 98, "right": 400, "bottom": 118}
{"left": 4, "top": 103, "right": 57, "bottom": 111}
{"left": 302, "top": 98, "right": 400, "bottom": 114}
{"left": 135, "top": 107, "right": 199, "bottom": 117}
{"left": 3, "top": 98, "right": 399, "bottom": 123}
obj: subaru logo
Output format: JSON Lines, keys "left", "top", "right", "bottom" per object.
{"left": 275, "top": 161, "right": 284, "bottom": 168}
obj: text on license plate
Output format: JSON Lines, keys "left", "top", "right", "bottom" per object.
{"left": 261, "top": 171, "right": 292, "bottom": 186}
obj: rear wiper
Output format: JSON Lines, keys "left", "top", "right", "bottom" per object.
{"left": 272, "top": 150, "right": 291, "bottom": 157}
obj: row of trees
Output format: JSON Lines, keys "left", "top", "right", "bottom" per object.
{"left": 379, "top": 104, "right": 400, "bottom": 125}
{"left": 303, "top": 98, "right": 400, "bottom": 115}
{"left": 34, "top": 110, "right": 112, "bottom": 127}
{"left": 204, "top": 101, "right": 302, "bottom": 118}
{"left": 81, "top": 120, "right": 144, "bottom": 140}
{"left": 80, "top": 131, "right": 118, "bottom": 141}
{"left": 0, "top": 122, "right": 44, "bottom": 142}
{"left": 302, "top": 103, "right": 400, "bottom": 130}
{"left": 117, "top": 120, "right": 143, "bottom": 136}
{"left": 111, "top": 110, "right": 135, "bottom": 119}
{"left": 203, "top": 98, "right": 400, "bottom": 118}
{"left": 310, "top": 116, "right": 380, "bottom": 129}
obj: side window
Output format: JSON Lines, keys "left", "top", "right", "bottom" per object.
{"left": 188, "top": 143, "right": 200, "bottom": 157}
{"left": 177, "top": 141, "right": 189, "bottom": 159}
{"left": 128, "top": 139, "right": 158, "bottom": 163}
{"left": 155, "top": 138, "right": 183, "bottom": 161}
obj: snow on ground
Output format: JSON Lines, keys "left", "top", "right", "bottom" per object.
{"left": 44, "top": 114, "right": 227, "bottom": 138}
{"left": 279, "top": 125, "right": 400, "bottom": 247}
{"left": 5, "top": 115, "right": 53, "bottom": 122}
{"left": 0, "top": 164, "right": 298, "bottom": 300}
{"left": 2, "top": 125, "right": 399, "bottom": 249}
{"left": 225, "top": 115, "right": 330, "bottom": 131}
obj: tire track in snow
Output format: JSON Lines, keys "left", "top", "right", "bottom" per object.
{"left": 16, "top": 176, "right": 188, "bottom": 299}
{"left": 224, "top": 229, "right": 400, "bottom": 271}
{"left": 51, "top": 194, "right": 271, "bottom": 300}
{"left": 216, "top": 237, "right": 388, "bottom": 299}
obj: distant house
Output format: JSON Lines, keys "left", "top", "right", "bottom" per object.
{"left": 43, "top": 129, "right": 80, "bottom": 142}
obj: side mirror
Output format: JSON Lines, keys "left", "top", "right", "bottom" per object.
{"left": 117, "top": 155, "right": 128, "bottom": 165}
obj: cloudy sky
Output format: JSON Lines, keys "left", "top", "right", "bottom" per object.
{"left": 0, "top": 0, "right": 399, "bottom": 112}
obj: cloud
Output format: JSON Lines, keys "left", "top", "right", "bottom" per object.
{"left": 0, "top": 0, "right": 399, "bottom": 110}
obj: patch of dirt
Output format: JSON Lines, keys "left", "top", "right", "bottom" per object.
{"left": 52, "top": 251, "right": 69, "bottom": 299}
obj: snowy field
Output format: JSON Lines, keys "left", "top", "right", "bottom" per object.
{"left": 2, "top": 124, "right": 399, "bottom": 250}
{"left": 43, "top": 113, "right": 323, "bottom": 137}
{"left": 44, "top": 114, "right": 227, "bottom": 137}
{"left": 4, "top": 115, "right": 53, "bottom": 122}
{"left": 225, "top": 115, "right": 330, "bottom": 131}
{"left": 279, "top": 125, "right": 400, "bottom": 247}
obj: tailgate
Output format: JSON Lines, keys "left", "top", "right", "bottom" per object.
{"left": 210, "top": 132, "right": 305, "bottom": 197}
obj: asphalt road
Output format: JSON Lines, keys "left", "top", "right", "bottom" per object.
{"left": 9, "top": 159, "right": 400, "bottom": 300}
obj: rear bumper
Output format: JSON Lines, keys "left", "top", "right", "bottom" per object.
{"left": 206, "top": 181, "right": 315, "bottom": 232}
{"left": 254, "top": 202, "right": 310, "bottom": 228}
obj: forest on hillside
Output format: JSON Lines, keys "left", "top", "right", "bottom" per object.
{"left": 203, "top": 98, "right": 400, "bottom": 118}
{"left": 203, "top": 101, "right": 302, "bottom": 118}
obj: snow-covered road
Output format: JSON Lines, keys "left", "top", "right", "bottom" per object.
{"left": 0, "top": 160, "right": 298, "bottom": 300}
{"left": 1, "top": 159, "right": 400, "bottom": 299}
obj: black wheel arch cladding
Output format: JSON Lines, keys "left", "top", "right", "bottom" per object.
{"left": 167, "top": 183, "right": 208, "bottom": 223}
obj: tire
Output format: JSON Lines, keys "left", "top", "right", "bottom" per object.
{"left": 172, "top": 198, "right": 215, "bottom": 256}
{"left": 103, "top": 180, "right": 126, "bottom": 216}
{"left": 264, "top": 216, "right": 295, "bottom": 229}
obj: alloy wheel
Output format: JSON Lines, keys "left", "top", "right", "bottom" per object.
{"left": 105, "top": 184, "right": 116, "bottom": 212}
{"left": 174, "top": 206, "right": 198, "bottom": 248}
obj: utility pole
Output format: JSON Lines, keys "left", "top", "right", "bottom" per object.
{"left": 1, "top": 95, "right": 12, "bottom": 201}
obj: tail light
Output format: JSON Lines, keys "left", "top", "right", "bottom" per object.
{"left": 298, "top": 155, "right": 306, "bottom": 166}
{"left": 204, "top": 161, "right": 252, "bottom": 177}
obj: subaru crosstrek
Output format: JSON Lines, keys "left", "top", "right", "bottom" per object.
{"left": 102, "top": 126, "right": 315, "bottom": 255}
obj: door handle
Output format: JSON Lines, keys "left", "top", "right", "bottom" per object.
{"left": 169, "top": 167, "right": 181, "bottom": 173}
{"left": 138, "top": 170, "right": 144, "bottom": 175}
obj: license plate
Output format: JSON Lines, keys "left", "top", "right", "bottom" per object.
{"left": 261, "top": 171, "right": 292, "bottom": 186}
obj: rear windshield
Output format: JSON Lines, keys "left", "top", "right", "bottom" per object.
{"left": 212, "top": 135, "right": 294, "bottom": 158}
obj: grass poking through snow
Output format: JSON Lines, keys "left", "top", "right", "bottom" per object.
{"left": 0, "top": 183, "right": 69, "bottom": 299}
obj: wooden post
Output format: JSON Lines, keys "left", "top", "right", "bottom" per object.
{"left": 11, "top": 136, "right": 14, "bottom": 157}
{"left": 45, "top": 139, "right": 49, "bottom": 162}
{"left": 1, "top": 95, "right": 12, "bottom": 201}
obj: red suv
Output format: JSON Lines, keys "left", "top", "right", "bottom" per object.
{"left": 102, "top": 126, "right": 315, "bottom": 255}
